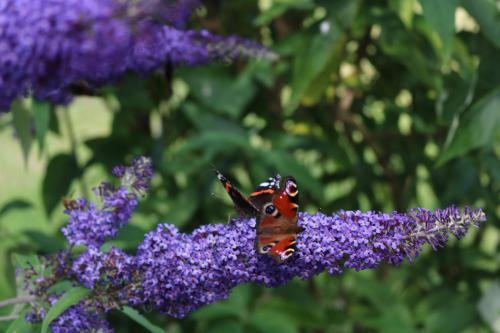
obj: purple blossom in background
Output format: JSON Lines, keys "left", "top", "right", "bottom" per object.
{"left": 138, "top": 0, "right": 201, "bottom": 28}
{"left": 130, "top": 26, "right": 275, "bottom": 73}
{"left": 61, "top": 156, "right": 152, "bottom": 247}
{"left": 133, "top": 207, "right": 486, "bottom": 318}
{"left": 0, "top": 0, "right": 276, "bottom": 111}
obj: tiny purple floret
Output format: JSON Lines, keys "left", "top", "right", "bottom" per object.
{"left": 132, "top": 207, "right": 486, "bottom": 317}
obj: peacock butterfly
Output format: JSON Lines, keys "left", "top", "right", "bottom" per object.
{"left": 214, "top": 169, "right": 302, "bottom": 262}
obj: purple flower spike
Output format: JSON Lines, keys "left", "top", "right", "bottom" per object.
{"left": 114, "top": 156, "right": 154, "bottom": 195}
{"left": 61, "top": 157, "right": 152, "bottom": 247}
{"left": 130, "top": 26, "right": 278, "bottom": 72}
{"left": 72, "top": 246, "right": 133, "bottom": 290}
{"left": 133, "top": 206, "right": 486, "bottom": 318}
{"left": 50, "top": 301, "right": 113, "bottom": 333}
{"left": 0, "top": 0, "right": 275, "bottom": 111}
{"left": 23, "top": 157, "right": 488, "bottom": 325}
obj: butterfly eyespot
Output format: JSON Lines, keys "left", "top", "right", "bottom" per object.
{"left": 286, "top": 182, "right": 298, "bottom": 197}
{"left": 281, "top": 249, "right": 295, "bottom": 260}
{"left": 261, "top": 244, "right": 273, "bottom": 253}
{"left": 264, "top": 203, "right": 278, "bottom": 216}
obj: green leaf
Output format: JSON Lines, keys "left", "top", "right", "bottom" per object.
{"left": 285, "top": 18, "right": 344, "bottom": 113}
{"left": 476, "top": 39, "right": 500, "bottom": 97}
{"left": 110, "top": 224, "right": 147, "bottom": 250}
{"left": 48, "top": 107, "right": 60, "bottom": 135}
{"left": 436, "top": 71, "right": 477, "bottom": 123}
{"left": 23, "top": 230, "right": 64, "bottom": 252}
{"left": 325, "top": 0, "right": 361, "bottom": 29}
{"left": 250, "top": 308, "right": 298, "bottom": 333}
{"left": 420, "top": 0, "right": 458, "bottom": 56}
{"left": 41, "top": 287, "right": 91, "bottom": 333}
{"left": 478, "top": 280, "right": 500, "bottom": 332}
{"left": 420, "top": 289, "right": 477, "bottom": 333}
{"left": 179, "top": 66, "right": 257, "bottom": 118}
{"left": 363, "top": 305, "right": 416, "bottom": 333}
{"left": 114, "top": 74, "right": 156, "bottom": 110}
{"left": 32, "top": 102, "right": 51, "bottom": 153}
{"left": 255, "top": 0, "right": 313, "bottom": 26}
{"left": 0, "top": 199, "right": 32, "bottom": 219}
{"left": 379, "top": 15, "right": 441, "bottom": 88}
{"left": 182, "top": 102, "right": 245, "bottom": 133}
{"left": 121, "top": 306, "right": 165, "bottom": 333}
{"left": 462, "top": 0, "right": 500, "bottom": 49}
{"left": 193, "top": 285, "right": 251, "bottom": 320}
{"left": 165, "top": 186, "right": 199, "bottom": 227}
{"left": 256, "top": 296, "right": 325, "bottom": 329}
{"left": 11, "top": 100, "right": 33, "bottom": 164}
{"left": 47, "top": 281, "right": 74, "bottom": 294}
{"left": 438, "top": 87, "right": 500, "bottom": 165}
{"left": 192, "top": 302, "right": 243, "bottom": 321}
{"left": 42, "top": 153, "right": 80, "bottom": 216}
{"left": 205, "top": 320, "right": 244, "bottom": 333}
{"left": 6, "top": 308, "right": 34, "bottom": 333}
{"left": 389, "top": 0, "right": 415, "bottom": 28}
{"left": 12, "top": 253, "right": 41, "bottom": 271}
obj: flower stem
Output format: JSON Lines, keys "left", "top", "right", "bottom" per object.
{"left": 0, "top": 315, "right": 19, "bottom": 321}
{"left": 0, "top": 295, "right": 36, "bottom": 308}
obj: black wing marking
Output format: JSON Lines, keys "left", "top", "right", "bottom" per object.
{"left": 249, "top": 174, "right": 281, "bottom": 210}
{"left": 253, "top": 175, "right": 281, "bottom": 192}
{"left": 213, "top": 168, "right": 260, "bottom": 217}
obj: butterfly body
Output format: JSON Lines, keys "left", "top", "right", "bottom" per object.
{"left": 214, "top": 169, "right": 301, "bottom": 262}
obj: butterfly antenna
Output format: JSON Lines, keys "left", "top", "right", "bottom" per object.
{"left": 211, "top": 166, "right": 231, "bottom": 186}
{"left": 210, "top": 164, "right": 223, "bottom": 179}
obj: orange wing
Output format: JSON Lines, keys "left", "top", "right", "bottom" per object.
{"left": 255, "top": 176, "right": 301, "bottom": 262}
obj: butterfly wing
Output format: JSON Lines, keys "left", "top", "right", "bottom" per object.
{"left": 248, "top": 175, "right": 281, "bottom": 209}
{"left": 255, "top": 176, "right": 301, "bottom": 262}
{"left": 214, "top": 169, "right": 259, "bottom": 217}
{"left": 214, "top": 169, "right": 302, "bottom": 262}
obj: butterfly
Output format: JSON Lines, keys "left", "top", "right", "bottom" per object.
{"left": 214, "top": 169, "right": 302, "bottom": 262}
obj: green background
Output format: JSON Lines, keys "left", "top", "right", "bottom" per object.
{"left": 1, "top": 0, "right": 499, "bottom": 332}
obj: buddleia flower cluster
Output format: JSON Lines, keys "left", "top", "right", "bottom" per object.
{"left": 20, "top": 157, "right": 486, "bottom": 331}
{"left": 0, "top": 0, "right": 276, "bottom": 111}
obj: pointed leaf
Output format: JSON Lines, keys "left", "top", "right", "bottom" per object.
{"left": 462, "top": 0, "right": 500, "bottom": 49}
{"left": 23, "top": 230, "right": 65, "bottom": 252}
{"left": 205, "top": 320, "right": 244, "bottom": 333}
{"left": 11, "top": 101, "right": 32, "bottom": 164}
{"left": 42, "top": 153, "right": 80, "bottom": 216}
{"left": 179, "top": 66, "right": 257, "bottom": 118}
{"left": 420, "top": 0, "right": 458, "bottom": 56}
{"left": 12, "top": 253, "right": 41, "bottom": 271}
{"left": 438, "top": 87, "right": 500, "bottom": 165}
{"left": 250, "top": 308, "right": 298, "bottom": 333}
{"left": 285, "top": 18, "right": 344, "bottom": 113}
{"left": 32, "top": 102, "right": 51, "bottom": 152}
{"left": 6, "top": 309, "right": 33, "bottom": 333}
{"left": 478, "top": 280, "right": 500, "bottom": 332}
{"left": 389, "top": 0, "right": 415, "bottom": 28}
{"left": 193, "top": 285, "right": 251, "bottom": 320}
{"left": 0, "top": 199, "right": 32, "bottom": 219}
{"left": 255, "top": 1, "right": 313, "bottom": 26}
{"left": 121, "top": 306, "right": 165, "bottom": 333}
{"left": 41, "top": 287, "right": 91, "bottom": 333}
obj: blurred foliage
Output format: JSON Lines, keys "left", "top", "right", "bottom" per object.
{"left": 1, "top": 0, "right": 500, "bottom": 332}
